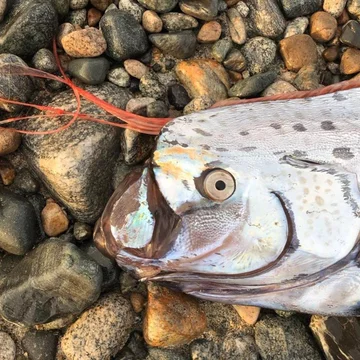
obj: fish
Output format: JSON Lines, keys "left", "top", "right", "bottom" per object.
{"left": 94, "top": 79, "right": 360, "bottom": 316}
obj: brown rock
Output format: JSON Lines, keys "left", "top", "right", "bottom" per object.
{"left": 310, "top": 11, "right": 337, "bottom": 42}
{"left": 340, "top": 47, "right": 360, "bottom": 74}
{"left": 0, "top": 128, "right": 21, "bottom": 156}
{"left": 144, "top": 283, "right": 207, "bottom": 347}
{"left": 262, "top": 80, "right": 297, "bottom": 96}
{"left": 337, "top": 8, "right": 350, "bottom": 24}
{"left": 61, "top": 27, "right": 107, "bottom": 58}
{"left": 183, "top": 96, "right": 215, "bottom": 115}
{"left": 130, "top": 292, "right": 146, "bottom": 313}
{"left": 279, "top": 34, "right": 318, "bottom": 72}
{"left": 175, "top": 59, "right": 230, "bottom": 101}
{"left": 0, "top": 158, "right": 15, "bottom": 185}
{"left": 142, "top": 10, "right": 163, "bottom": 33}
{"left": 197, "top": 21, "right": 222, "bottom": 43}
{"left": 90, "top": 0, "right": 112, "bottom": 11}
{"left": 227, "top": 8, "right": 246, "bottom": 45}
{"left": 41, "top": 199, "right": 69, "bottom": 237}
{"left": 87, "top": 8, "right": 102, "bottom": 27}
{"left": 124, "top": 59, "right": 149, "bottom": 79}
{"left": 233, "top": 305, "right": 261, "bottom": 325}
{"left": 322, "top": 46, "right": 339, "bottom": 62}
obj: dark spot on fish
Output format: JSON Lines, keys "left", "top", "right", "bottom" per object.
{"left": 293, "top": 123, "right": 307, "bottom": 132}
{"left": 295, "top": 111, "right": 305, "bottom": 120}
{"left": 321, "top": 121, "right": 336, "bottom": 131}
{"left": 206, "top": 160, "right": 223, "bottom": 167}
{"left": 240, "top": 131, "right": 249, "bottom": 136}
{"left": 184, "top": 117, "right": 193, "bottom": 124}
{"left": 270, "top": 123, "right": 281, "bottom": 130}
{"left": 180, "top": 143, "right": 189, "bottom": 148}
{"left": 333, "top": 147, "right": 355, "bottom": 160}
{"left": 182, "top": 179, "right": 190, "bottom": 190}
{"left": 209, "top": 114, "right": 217, "bottom": 119}
{"left": 193, "top": 128, "right": 212, "bottom": 137}
{"left": 162, "top": 128, "right": 169, "bottom": 133}
{"left": 240, "top": 146, "right": 257, "bottom": 152}
{"left": 333, "top": 93, "right": 347, "bottom": 101}
{"left": 274, "top": 150, "right": 286, "bottom": 155}
{"left": 293, "top": 150, "right": 308, "bottom": 157}
{"left": 216, "top": 147, "right": 229, "bottom": 152}
{"left": 164, "top": 139, "right": 180, "bottom": 146}
{"left": 201, "top": 144, "right": 211, "bottom": 150}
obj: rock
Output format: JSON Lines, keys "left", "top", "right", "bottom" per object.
{"left": 147, "top": 348, "right": 189, "bottom": 360}
{"left": 70, "top": 0, "right": 89, "bottom": 9}
{"left": 324, "top": 0, "right": 347, "bottom": 17}
{"left": 147, "top": 100, "right": 169, "bottom": 117}
{"left": 144, "top": 283, "right": 207, "bottom": 347}
{"left": 222, "top": 334, "right": 259, "bottom": 360}
{"left": 284, "top": 17, "right": 309, "bottom": 38}
{"left": 22, "top": 83, "right": 132, "bottom": 223}
{"left": 235, "top": 1, "right": 250, "bottom": 17}
{"left": 90, "top": 0, "right": 112, "bottom": 11}
{"left": 0, "top": 188, "right": 40, "bottom": 255}
{"left": 68, "top": 57, "right": 110, "bottom": 85}
{"left": 255, "top": 315, "right": 322, "bottom": 360}
{"left": 191, "top": 339, "right": 219, "bottom": 360}
{"left": 0, "top": 332, "right": 16, "bottom": 360}
{"left": 0, "top": 158, "right": 15, "bottom": 185}
{"left": 211, "top": 38, "right": 232, "bottom": 62}
{"left": 279, "top": 34, "right": 318, "bottom": 72}
{"left": 340, "top": 47, "right": 360, "bottom": 74}
{"left": 0, "top": 0, "right": 57, "bottom": 56}
{"left": 0, "top": 239, "right": 102, "bottom": 325}
{"left": 229, "top": 71, "right": 277, "bottom": 98}
{"left": 347, "top": 0, "right": 360, "bottom": 20}
{"left": 11, "top": 169, "right": 40, "bottom": 194}
{"left": 176, "top": 59, "right": 230, "bottom": 101}
{"left": 138, "top": 0, "right": 178, "bottom": 13}
{"left": 247, "top": 0, "right": 286, "bottom": 38}
{"left": 197, "top": 21, "right": 222, "bottom": 43}
{"left": 280, "top": 0, "right": 322, "bottom": 18}
{"left": 57, "top": 22, "right": 75, "bottom": 48}
{"left": 183, "top": 96, "right": 215, "bottom": 114}
{"left": 179, "top": 0, "right": 218, "bottom": 20}
{"left": 100, "top": 9, "right": 149, "bottom": 61}
{"left": 66, "top": 9, "right": 87, "bottom": 26}
{"left": 73, "top": 222, "right": 92, "bottom": 241}
{"left": 130, "top": 292, "right": 146, "bottom": 313}
{"left": 149, "top": 31, "right": 197, "bottom": 59}
{"left": 61, "top": 28, "right": 107, "bottom": 58}
{"left": 87, "top": 7, "right": 102, "bottom": 26}
{"left": 227, "top": 8, "right": 246, "bottom": 45}
{"left": 242, "top": 36, "right": 276, "bottom": 74}
{"left": 118, "top": 0, "right": 144, "bottom": 22}
{"left": 0, "top": 0, "right": 6, "bottom": 22}
{"left": 310, "top": 316, "right": 360, "bottom": 360}
{"left": 262, "top": 80, "right": 297, "bottom": 96}
{"left": 340, "top": 20, "right": 360, "bottom": 49}
{"left": 139, "top": 72, "right": 166, "bottom": 99}
{"left": 22, "top": 330, "right": 58, "bottom": 360}
{"left": 124, "top": 59, "right": 149, "bottom": 79}
{"left": 323, "top": 45, "right": 340, "bottom": 62}
{"left": 310, "top": 11, "right": 337, "bottom": 43}
{"left": 161, "top": 12, "right": 198, "bottom": 31}
{"left": 168, "top": 84, "right": 191, "bottom": 109}
{"left": 108, "top": 67, "right": 131, "bottom": 87}
{"left": 124, "top": 332, "right": 149, "bottom": 359}
{"left": 232, "top": 305, "right": 260, "bottom": 325}
{"left": 223, "top": 49, "right": 246, "bottom": 72}
{"left": 32, "top": 48, "right": 58, "bottom": 73}
{"left": 294, "top": 64, "right": 321, "bottom": 90}
{"left": 126, "top": 97, "right": 156, "bottom": 115}
{"left": 41, "top": 199, "right": 69, "bottom": 237}
{"left": 61, "top": 292, "right": 135, "bottom": 360}
{"left": 0, "top": 128, "right": 21, "bottom": 155}
{"left": 143, "top": 10, "right": 163, "bottom": 32}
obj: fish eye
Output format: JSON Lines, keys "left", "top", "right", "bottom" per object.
{"left": 203, "top": 169, "right": 236, "bottom": 201}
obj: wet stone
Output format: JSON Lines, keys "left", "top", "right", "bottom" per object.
{"left": 310, "top": 11, "right": 337, "bottom": 43}
{"left": 324, "top": 0, "right": 347, "bottom": 17}
{"left": 51, "top": 0, "right": 70, "bottom": 17}
{"left": 294, "top": 64, "right": 321, "bottom": 90}
{"left": 262, "top": 80, "right": 297, "bottom": 96}
{"left": 340, "top": 20, "right": 360, "bottom": 49}
{"left": 280, "top": 0, "right": 322, "bottom": 18}
{"left": 147, "top": 100, "right": 169, "bottom": 117}
{"left": 183, "top": 95, "right": 215, "bottom": 114}
{"left": 68, "top": 57, "right": 110, "bottom": 85}
{"left": 223, "top": 49, "right": 246, "bottom": 72}
{"left": 340, "top": 47, "right": 360, "bottom": 74}
{"left": 180, "top": 0, "right": 219, "bottom": 21}
{"left": 284, "top": 17, "right": 309, "bottom": 38}
{"left": 67, "top": 9, "right": 87, "bottom": 26}
{"left": 12, "top": 169, "right": 39, "bottom": 194}
{"left": 73, "top": 222, "right": 92, "bottom": 241}
{"left": 108, "top": 67, "right": 131, "bottom": 87}
{"left": 22, "top": 330, "right": 58, "bottom": 360}
{"left": 138, "top": 0, "right": 178, "bottom": 13}
{"left": 191, "top": 339, "right": 219, "bottom": 360}
{"left": 142, "top": 10, "right": 163, "bottom": 32}
{"left": 118, "top": 0, "right": 144, "bottom": 22}
{"left": 168, "top": 83, "right": 191, "bottom": 109}
{"left": 0, "top": 239, "right": 102, "bottom": 325}
{"left": 0, "top": 129, "right": 21, "bottom": 156}
{"left": 32, "top": 48, "right": 58, "bottom": 73}
{"left": 0, "top": 332, "right": 16, "bottom": 360}
{"left": 211, "top": 38, "right": 232, "bottom": 62}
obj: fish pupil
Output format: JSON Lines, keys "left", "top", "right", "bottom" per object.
{"left": 215, "top": 180, "right": 226, "bottom": 191}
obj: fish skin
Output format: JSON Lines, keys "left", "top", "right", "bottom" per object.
{"left": 94, "top": 86, "right": 360, "bottom": 316}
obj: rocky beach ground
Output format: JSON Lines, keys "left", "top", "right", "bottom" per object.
{"left": 1, "top": 0, "right": 360, "bottom": 359}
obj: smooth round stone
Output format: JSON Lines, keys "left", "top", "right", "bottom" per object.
{"left": 183, "top": 96, "right": 214, "bottom": 114}
{"left": 142, "top": 10, "right": 163, "bottom": 32}
{"left": 87, "top": 7, "right": 102, "bottom": 26}
{"left": 149, "top": 30, "right": 196, "bottom": 59}
{"left": 100, "top": 9, "right": 149, "bottom": 61}
{"left": 41, "top": 199, "right": 69, "bottom": 237}
{"left": 118, "top": 0, "right": 144, "bottom": 22}
{"left": 340, "top": 48, "right": 360, "bottom": 74}
{"left": 323, "top": 46, "right": 339, "bottom": 62}
{"left": 124, "top": 59, "right": 149, "bottom": 79}
{"left": 280, "top": 0, "right": 322, "bottom": 18}
{"left": 161, "top": 12, "right": 198, "bottom": 31}
{"left": 12, "top": 169, "right": 40, "bottom": 194}
{"left": 74, "top": 222, "right": 92, "bottom": 241}
{"left": 66, "top": 9, "right": 87, "bottom": 26}
{"left": 0, "top": 128, "right": 21, "bottom": 155}
{"left": 138, "top": 0, "right": 178, "bottom": 13}
{"left": 168, "top": 84, "right": 191, "bottom": 109}
{"left": 139, "top": 72, "right": 166, "bottom": 99}
{"left": 227, "top": 8, "right": 246, "bottom": 45}
{"left": 310, "top": 11, "right": 337, "bottom": 42}
{"left": 347, "top": 0, "right": 360, "bottom": 20}
{"left": 242, "top": 36, "right": 276, "bottom": 74}
{"left": 70, "top": 0, "right": 89, "bottom": 9}
{"left": 180, "top": 0, "right": 218, "bottom": 20}
{"left": 323, "top": 0, "right": 347, "bottom": 17}
{"left": 32, "top": 48, "right": 58, "bottom": 73}
{"left": 294, "top": 64, "right": 321, "bottom": 90}
{"left": 68, "top": 57, "right": 110, "bottom": 85}
{"left": 197, "top": 21, "right": 222, "bottom": 43}
{"left": 223, "top": 48, "right": 246, "bottom": 72}
{"left": 284, "top": 17, "right": 309, "bottom": 38}
{"left": 262, "top": 80, "right": 297, "bottom": 96}
{"left": 211, "top": 38, "right": 232, "bottom": 62}
{"left": 107, "top": 66, "right": 131, "bottom": 87}
{"left": 340, "top": 20, "right": 360, "bottom": 49}
{"left": 90, "top": 0, "right": 112, "bottom": 11}
{"left": 0, "top": 332, "right": 16, "bottom": 360}
{"left": 22, "top": 330, "right": 58, "bottom": 360}
{"left": 146, "top": 100, "right": 169, "bottom": 117}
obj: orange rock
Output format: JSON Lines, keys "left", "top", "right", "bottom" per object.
{"left": 130, "top": 292, "right": 146, "bottom": 313}
{"left": 197, "top": 21, "right": 222, "bottom": 43}
{"left": 340, "top": 48, "right": 360, "bottom": 74}
{"left": 41, "top": 199, "right": 69, "bottom": 237}
{"left": 310, "top": 11, "right": 337, "bottom": 42}
{"left": 233, "top": 305, "right": 261, "bottom": 325}
{"left": 144, "top": 283, "right": 207, "bottom": 347}
{"left": 0, "top": 128, "right": 21, "bottom": 156}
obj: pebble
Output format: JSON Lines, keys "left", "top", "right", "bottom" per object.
{"left": 176, "top": 59, "right": 230, "bottom": 101}
{"left": 67, "top": 9, "right": 87, "bottom": 26}
{"left": 227, "top": 8, "right": 246, "bottom": 45}
{"left": 0, "top": 128, "right": 21, "bottom": 155}
{"left": 144, "top": 283, "right": 207, "bottom": 347}
{"left": 100, "top": 9, "right": 149, "bottom": 61}
{"left": 197, "top": 21, "right": 222, "bottom": 43}
{"left": 323, "top": 0, "right": 347, "bottom": 17}
{"left": 61, "top": 292, "right": 135, "bottom": 360}
{"left": 139, "top": 72, "right": 166, "bottom": 99}
{"left": 223, "top": 49, "right": 247, "bottom": 72}
{"left": 167, "top": 84, "right": 191, "bottom": 109}
{"left": 179, "top": 0, "right": 219, "bottom": 20}
{"left": 228, "top": 71, "right": 277, "bottom": 98}
{"left": 61, "top": 27, "right": 107, "bottom": 58}
{"left": 142, "top": 10, "right": 163, "bottom": 32}
{"left": 340, "top": 48, "right": 360, "bottom": 74}
{"left": 247, "top": 0, "right": 286, "bottom": 39}
{"left": 124, "top": 59, "right": 149, "bottom": 79}
{"left": 279, "top": 34, "right": 318, "bottom": 72}
{"left": 161, "top": 12, "right": 198, "bottom": 31}
{"left": 211, "top": 38, "right": 232, "bottom": 62}
{"left": 0, "top": 239, "right": 102, "bottom": 325}
{"left": 323, "top": 45, "right": 339, "bottom": 61}
{"left": 0, "top": 0, "right": 6, "bottom": 22}
{"left": 41, "top": 199, "right": 69, "bottom": 237}
{"left": 340, "top": 20, "right": 360, "bottom": 49}
{"left": 222, "top": 334, "right": 259, "bottom": 360}
{"left": 284, "top": 17, "right": 309, "bottom": 38}
{"left": 73, "top": 222, "right": 92, "bottom": 241}
{"left": 235, "top": 1, "right": 250, "bottom": 17}
{"left": 183, "top": 96, "right": 215, "bottom": 114}
{"left": 130, "top": 292, "right": 146, "bottom": 313}
{"left": 57, "top": 23, "right": 75, "bottom": 48}
{"left": 90, "top": 0, "right": 112, "bottom": 11}
{"left": 147, "top": 347, "right": 189, "bottom": 360}
{"left": 12, "top": 169, "right": 40, "bottom": 194}
{"left": 22, "top": 330, "right": 58, "bottom": 360}
{"left": 68, "top": 57, "right": 110, "bottom": 85}
{"left": 70, "top": 0, "right": 88, "bottom": 9}
{"left": 0, "top": 332, "right": 16, "bottom": 360}
{"left": 87, "top": 7, "right": 102, "bottom": 26}
{"left": 108, "top": 66, "right": 131, "bottom": 87}
{"left": 147, "top": 100, "right": 169, "bottom": 117}
{"left": 242, "top": 36, "right": 276, "bottom": 74}
{"left": 0, "top": 158, "right": 15, "bottom": 185}
{"left": 262, "top": 80, "right": 297, "bottom": 96}
{"left": 294, "top": 64, "right": 321, "bottom": 90}
{"left": 232, "top": 305, "right": 261, "bottom": 325}
{"left": 310, "top": 11, "right": 337, "bottom": 42}
{"left": 347, "top": 0, "right": 360, "bottom": 20}
{"left": 126, "top": 97, "right": 156, "bottom": 115}
{"left": 118, "top": 0, "right": 144, "bottom": 22}
{"left": 32, "top": 48, "right": 58, "bottom": 73}
{"left": 280, "top": 0, "right": 322, "bottom": 18}
{"left": 191, "top": 339, "right": 219, "bottom": 359}
{"left": 138, "top": 0, "right": 178, "bottom": 13}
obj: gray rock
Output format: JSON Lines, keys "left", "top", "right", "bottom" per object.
{"left": 168, "top": 84, "right": 191, "bottom": 110}
{"left": 22, "top": 83, "right": 132, "bottom": 223}
{"left": 294, "top": 64, "right": 321, "bottom": 91}
{"left": 100, "top": 9, "right": 149, "bottom": 61}
{"left": 161, "top": 12, "right": 198, "bottom": 31}
{"left": 90, "top": 0, "right": 112, "bottom": 11}
{"left": 0, "top": 0, "right": 58, "bottom": 56}
{"left": 149, "top": 30, "right": 197, "bottom": 59}
{"left": 73, "top": 222, "right": 92, "bottom": 241}
{"left": 247, "top": 0, "right": 286, "bottom": 38}
{"left": 70, "top": 0, "right": 88, "bottom": 9}
{"left": 22, "top": 330, "right": 58, "bottom": 360}
{"left": 191, "top": 339, "right": 219, "bottom": 360}
{"left": 348, "top": 0, "right": 360, "bottom": 19}
{"left": 229, "top": 71, "right": 277, "bottom": 98}
{"left": 126, "top": 97, "right": 156, "bottom": 115}
{"left": 66, "top": 8, "right": 87, "bottom": 26}
{"left": 222, "top": 334, "right": 259, "bottom": 360}
{"left": 280, "top": 0, "right": 322, "bottom": 18}
{"left": 139, "top": 71, "right": 166, "bottom": 99}
{"left": 0, "top": 239, "right": 103, "bottom": 326}
{"left": 138, "top": 0, "right": 178, "bottom": 13}
{"left": 211, "top": 38, "right": 232, "bottom": 62}
{"left": 340, "top": 20, "right": 360, "bottom": 49}
{"left": 118, "top": 0, "right": 144, "bottom": 22}
{"left": 32, "top": 48, "right": 58, "bottom": 73}
{"left": 235, "top": 1, "right": 249, "bottom": 17}
{"left": 179, "top": 0, "right": 218, "bottom": 20}
{"left": 147, "top": 100, "right": 169, "bottom": 118}
{"left": 223, "top": 49, "right": 247, "bottom": 72}
{"left": 284, "top": 17, "right": 309, "bottom": 38}
{"left": 68, "top": 57, "right": 110, "bottom": 85}
{"left": 0, "top": 187, "right": 40, "bottom": 255}
{"left": 11, "top": 169, "right": 40, "bottom": 194}
{"left": 255, "top": 315, "right": 322, "bottom": 360}
{"left": 147, "top": 348, "right": 189, "bottom": 360}
{"left": 0, "top": 332, "right": 16, "bottom": 360}
{"left": 242, "top": 36, "right": 277, "bottom": 74}
{"left": 126, "top": 332, "right": 149, "bottom": 359}
{"left": 108, "top": 67, "right": 131, "bottom": 87}
{"left": 51, "top": 0, "right": 70, "bottom": 17}
{"left": 0, "top": 0, "right": 6, "bottom": 22}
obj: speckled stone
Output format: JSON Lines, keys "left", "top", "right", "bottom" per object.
{"left": 179, "top": 0, "right": 219, "bottom": 20}
{"left": 32, "top": 48, "right": 58, "bottom": 73}
{"left": 147, "top": 100, "right": 169, "bottom": 117}
{"left": 227, "top": 8, "right": 246, "bottom": 44}
{"left": 284, "top": 17, "right": 309, "bottom": 38}
{"left": 118, "top": 0, "right": 144, "bottom": 22}
{"left": 161, "top": 12, "right": 198, "bottom": 31}
{"left": 235, "top": 1, "right": 249, "bottom": 17}
{"left": 0, "top": 332, "right": 16, "bottom": 360}
{"left": 70, "top": 0, "right": 89, "bottom": 9}
{"left": 280, "top": 0, "right": 322, "bottom": 18}
{"left": 11, "top": 169, "right": 40, "bottom": 195}
{"left": 324, "top": 0, "right": 347, "bottom": 17}
{"left": 108, "top": 67, "right": 131, "bottom": 87}
{"left": 223, "top": 49, "right": 246, "bottom": 72}
{"left": 22, "top": 330, "right": 58, "bottom": 360}
{"left": 222, "top": 334, "right": 259, "bottom": 360}
{"left": 262, "top": 80, "right": 297, "bottom": 96}
{"left": 191, "top": 339, "right": 220, "bottom": 360}
{"left": 67, "top": 9, "right": 87, "bottom": 26}
{"left": 126, "top": 97, "right": 156, "bottom": 115}
{"left": 347, "top": 0, "right": 360, "bottom": 20}
{"left": 183, "top": 96, "right": 215, "bottom": 114}
{"left": 139, "top": 72, "right": 166, "bottom": 99}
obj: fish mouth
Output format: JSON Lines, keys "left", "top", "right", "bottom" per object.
{"left": 94, "top": 165, "right": 181, "bottom": 272}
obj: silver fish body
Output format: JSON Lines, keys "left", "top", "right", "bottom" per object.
{"left": 94, "top": 86, "right": 360, "bottom": 316}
